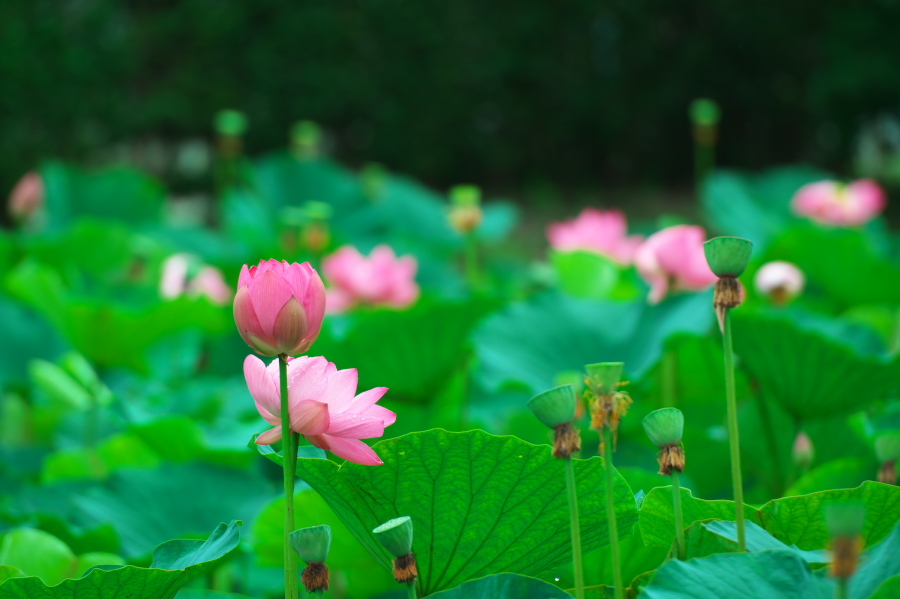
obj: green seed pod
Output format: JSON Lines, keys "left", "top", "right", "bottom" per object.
{"left": 290, "top": 525, "right": 332, "bottom": 564}
{"left": 304, "top": 201, "right": 333, "bottom": 222}
{"left": 690, "top": 98, "right": 720, "bottom": 127}
{"left": 450, "top": 185, "right": 481, "bottom": 207}
{"left": 703, "top": 236, "right": 753, "bottom": 278}
{"left": 215, "top": 110, "right": 247, "bottom": 137}
{"left": 824, "top": 502, "right": 866, "bottom": 538}
{"left": 373, "top": 516, "right": 414, "bottom": 557}
{"left": 875, "top": 432, "right": 900, "bottom": 463}
{"left": 292, "top": 120, "right": 321, "bottom": 158}
{"left": 642, "top": 408, "right": 684, "bottom": 448}
{"left": 527, "top": 385, "right": 577, "bottom": 429}
{"left": 585, "top": 362, "right": 624, "bottom": 396}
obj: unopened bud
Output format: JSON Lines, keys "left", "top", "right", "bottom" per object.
{"left": 792, "top": 431, "right": 815, "bottom": 469}
{"left": 875, "top": 433, "right": 900, "bottom": 485}
{"left": 292, "top": 120, "right": 321, "bottom": 159}
{"left": 754, "top": 261, "right": 804, "bottom": 305}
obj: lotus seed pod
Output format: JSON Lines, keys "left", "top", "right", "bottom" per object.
{"left": 585, "top": 362, "right": 624, "bottom": 396}
{"left": 450, "top": 185, "right": 481, "bottom": 207}
{"left": 290, "top": 525, "right": 332, "bottom": 565}
{"left": 824, "top": 502, "right": 866, "bottom": 538}
{"left": 642, "top": 408, "right": 684, "bottom": 448}
{"left": 292, "top": 120, "right": 321, "bottom": 158}
{"left": 703, "top": 236, "right": 753, "bottom": 278}
{"left": 875, "top": 433, "right": 900, "bottom": 463}
{"left": 527, "top": 385, "right": 577, "bottom": 429}
{"left": 214, "top": 110, "right": 247, "bottom": 137}
{"left": 373, "top": 516, "right": 414, "bottom": 557}
{"left": 690, "top": 98, "right": 720, "bottom": 127}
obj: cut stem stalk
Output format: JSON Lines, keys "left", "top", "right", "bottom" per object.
{"left": 671, "top": 470, "right": 686, "bottom": 560}
{"left": 722, "top": 309, "right": 747, "bottom": 551}
{"left": 603, "top": 428, "right": 624, "bottom": 599}
{"left": 279, "top": 355, "right": 299, "bottom": 599}
{"left": 564, "top": 457, "right": 585, "bottom": 599}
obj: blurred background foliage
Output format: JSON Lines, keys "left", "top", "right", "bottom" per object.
{"left": 4, "top": 0, "right": 900, "bottom": 200}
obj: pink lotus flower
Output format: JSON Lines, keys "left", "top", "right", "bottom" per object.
{"left": 634, "top": 225, "right": 718, "bottom": 304}
{"left": 234, "top": 260, "right": 326, "bottom": 357}
{"left": 244, "top": 354, "right": 395, "bottom": 465}
{"left": 161, "top": 254, "right": 232, "bottom": 305}
{"left": 791, "top": 179, "right": 886, "bottom": 227}
{"left": 546, "top": 208, "right": 644, "bottom": 264}
{"left": 8, "top": 172, "right": 44, "bottom": 221}
{"left": 322, "top": 245, "right": 419, "bottom": 313}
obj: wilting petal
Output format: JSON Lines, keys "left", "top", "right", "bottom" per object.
{"left": 291, "top": 399, "right": 330, "bottom": 435}
{"left": 322, "top": 435, "right": 383, "bottom": 465}
{"left": 326, "top": 413, "right": 385, "bottom": 439}
{"left": 256, "top": 426, "right": 283, "bottom": 445}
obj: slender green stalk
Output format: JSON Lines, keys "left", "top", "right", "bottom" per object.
{"left": 603, "top": 429, "right": 624, "bottom": 599}
{"left": 671, "top": 471, "right": 686, "bottom": 560}
{"left": 564, "top": 458, "right": 585, "bottom": 599}
{"left": 836, "top": 578, "right": 847, "bottom": 599}
{"left": 465, "top": 231, "right": 479, "bottom": 289}
{"left": 279, "top": 355, "right": 299, "bottom": 599}
{"left": 407, "top": 581, "right": 418, "bottom": 599}
{"left": 661, "top": 349, "right": 677, "bottom": 408}
{"left": 722, "top": 310, "right": 747, "bottom": 551}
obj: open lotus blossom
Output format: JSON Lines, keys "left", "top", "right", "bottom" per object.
{"left": 634, "top": 224, "right": 718, "bottom": 304}
{"left": 546, "top": 208, "right": 644, "bottom": 264}
{"left": 8, "top": 171, "right": 44, "bottom": 221}
{"left": 322, "top": 245, "right": 419, "bottom": 313}
{"left": 234, "top": 260, "right": 326, "bottom": 357}
{"left": 754, "top": 261, "right": 804, "bottom": 305}
{"left": 161, "top": 253, "right": 232, "bottom": 305}
{"left": 245, "top": 354, "right": 395, "bottom": 465}
{"left": 791, "top": 179, "right": 886, "bottom": 227}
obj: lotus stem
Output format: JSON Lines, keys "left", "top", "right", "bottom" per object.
{"left": 407, "top": 581, "right": 417, "bottom": 599}
{"left": 603, "top": 428, "right": 624, "bottom": 599}
{"left": 671, "top": 470, "right": 686, "bottom": 560}
{"left": 280, "top": 355, "right": 300, "bottom": 599}
{"left": 722, "top": 309, "right": 747, "bottom": 551}
{"left": 465, "top": 231, "right": 479, "bottom": 289}
{"left": 564, "top": 457, "right": 585, "bottom": 599}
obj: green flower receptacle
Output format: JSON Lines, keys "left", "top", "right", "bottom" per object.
{"left": 703, "top": 236, "right": 753, "bottom": 278}
{"left": 290, "top": 525, "right": 332, "bottom": 564}
{"left": 690, "top": 98, "right": 720, "bottom": 127}
{"left": 373, "top": 516, "right": 414, "bottom": 557}
{"left": 527, "top": 385, "right": 577, "bottom": 429}
{"left": 875, "top": 433, "right": 900, "bottom": 463}
{"left": 585, "top": 362, "right": 624, "bottom": 395}
{"left": 450, "top": 185, "right": 481, "bottom": 207}
{"left": 642, "top": 408, "right": 684, "bottom": 448}
{"left": 215, "top": 110, "right": 247, "bottom": 137}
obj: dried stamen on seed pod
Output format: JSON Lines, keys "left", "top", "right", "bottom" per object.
{"left": 830, "top": 536, "right": 862, "bottom": 580}
{"left": 878, "top": 460, "right": 897, "bottom": 485}
{"left": 301, "top": 562, "right": 330, "bottom": 592}
{"left": 393, "top": 553, "right": 418, "bottom": 583}
{"left": 552, "top": 422, "right": 582, "bottom": 459}
{"left": 714, "top": 277, "right": 745, "bottom": 332}
{"left": 657, "top": 444, "right": 686, "bottom": 476}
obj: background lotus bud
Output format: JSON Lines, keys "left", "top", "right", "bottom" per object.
{"left": 448, "top": 184, "right": 483, "bottom": 233}
{"left": 374, "top": 517, "right": 418, "bottom": 584}
{"left": 233, "top": 260, "right": 326, "bottom": 356}
{"left": 875, "top": 433, "right": 900, "bottom": 485}
{"left": 546, "top": 208, "right": 643, "bottom": 265}
{"left": 585, "top": 362, "right": 624, "bottom": 396}
{"left": 323, "top": 245, "right": 419, "bottom": 314}
{"left": 290, "top": 525, "right": 332, "bottom": 564}
{"left": 8, "top": 172, "right": 44, "bottom": 222}
{"left": 690, "top": 98, "right": 720, "bottom": 129}
{"left": 292, "top": 120, "right": 321, "bottom": 159}
{"left": 373, "top": 517, "right": 414, "bottom": 557}
{"left": 791, "top": 179, "right": 886, "bottom": 227}
{"left": 634, "top": 225, "right": 718, "bottom": 304}
{"left": 187, "top": 266, "right": 232, "bottom": 305}
{"left": 703, "top": 236, "right": 753, "bottom": 278}
{"left": 754, "top": 261, "right": 805, "bottom": 305}
{"left": 792, "top": 431, "right": 815, "bottom": 470}
{"left": 215, "top": 109, "right": 247, "bottom": 158}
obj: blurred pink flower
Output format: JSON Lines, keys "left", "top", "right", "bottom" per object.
{"left": 8, "top": 172, "right": 44, "bottom": 221}
{"left": 546, "top": 208, "right": 643, "bottom": 264}
{"left": 245, "top": 354, "right": 395, "bottom": 465}
{"left": 161, "top": 254, "right": 232, "bottom": 305}
{"left": 234, "top": 260, "right": 327, "bottom": 356}
{"left": 322, "top": 245, "right": 419, "bottom": 313}
{"left": 754, "top": 261, "right": 804, "bottom": 305}
{"left": 791, "top": 179, "right": 886, "bottom": 226}
{"left": 634, "top": 225, "right": 718, "bottom": 304}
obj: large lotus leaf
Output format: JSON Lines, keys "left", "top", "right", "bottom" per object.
{"left": 260, "top": 429, "right": 638, "bottom": 596}
{"left": 869, "top": 576, "right": 900, "bottom": 599}
{"left": 40, "top": 161, "right": 165, "bottom": 231}
{"left": 641, "top": 482, "right": 900, "bottom": 551}
{"left": 785, "top": 458, "right": 874, "bottom": 497}
{"left": 551, "top": 250, "right": 623, "bottom": 300}
{"left": 850, "top": 522, "right": 900, "bottom": 599}
{"left": 764, "top": 225, "right": 900, "bottom": 307}
{"left": 640, "top": 549, "right": 833, "bottom": 599}
{"left": 0, "top": 568, "right": 23, "bottom": 586}
{"left": 175, "top": 593, "right": 253, "bottom": 599}
{"left": 683, "top": 520, "right": 826, "bottom": 563}
{"left": 313, "top": 299, "right": 496, "bottom": 403}
{"left": 0, "top": 521, "right": 240, "bottom": 599}
{"left": 474, "top": 291, "right": 714, "bottom": 394}
{"left": 701, "top": 166, "right": 831, "bottom": 249}
{"left": 0, "top": 297, "right": 66, "bottom": 387}
{"left": 428, "top": 573, "right": 573, "bottom": 598}
{"left": 731, "top": 310, "right": 900, "bottom": 420}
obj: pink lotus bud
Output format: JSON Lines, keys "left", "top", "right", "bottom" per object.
{"left": 188, "top": 266, "right": 233, "bottom": 305}
{"left": 634, "top": 225, "right": 718, "bottom": 304}
{"left": 160, "top": 254, "right": 192, "bottom": 299}
{"left": 244, "top": 354, "right": 395, "bottom": 465}
{"left": 791, "top": 179, "right": 886, "bottom": 227}
{"left": 322, "top": 245, "right": 419, "bottom": 314}
{"left": 546, "top": 208, "right": 644, "bottom": 264}
{"left": 161, "top": 254, "right": 233, "bottom": 306}
{"left": 793, "top": 430, "right": 814, "bottom": 469}
{"left": 754, "top": 261, "right": 805, "bottom": 305}
{"left": 8, "top": 172, "right": 44, "bottom": 222}
{"left": 233, "top": 260, "right": 326, "bottom": 356}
